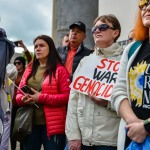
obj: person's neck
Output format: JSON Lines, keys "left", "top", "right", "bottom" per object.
{"left": 40, "top": 64, "right": 46, "bottom": 67}
{"left": 39, "top": 61, "right": 46, "bottom": 67}
{"left": 18, "top": 68, "right": 24, "bottom": 75}
{"left": 70, "top": 42, "right": 81, "bottom": 49}
{"left": 96, "top": 41, "right": 114, "bottom": 49}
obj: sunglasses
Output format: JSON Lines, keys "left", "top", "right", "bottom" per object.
{"left": 139, "top": 1, "right": 150, "bottom": 10}
{"left": 92, "top": 24, "right": 114, "bottom": 33}
{"left": 14, "top": 61, "right": 22, "bottom": 65}
{"left": 128, "top": 37, "right": 133, "bottom": 41}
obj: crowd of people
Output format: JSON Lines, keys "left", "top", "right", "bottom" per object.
{"left": 0, "top": 0, "right": 150, "bottom": 150}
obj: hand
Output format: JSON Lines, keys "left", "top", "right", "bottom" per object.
{"left": 21, "top": 94, "right": 34, "bottom": 105}
{"left": 88, "top": 91, "right": 108, "bottom": 107}
{"left": 68, "top": 140, "right": 82, "bottom": 150}
{"left": 28, "top": 88, "right": 40, "bottom": 102}
{"left": 17, "top": 40, "right": 28, "bottom": 51}
{"left": 126, "top": 121, "right": 147, "bottom": 143}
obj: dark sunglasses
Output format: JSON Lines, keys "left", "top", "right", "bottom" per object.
{"left": 128, "top": 37, "right": 133, "bottom": 41}
{"left": 14, "top": 61, "right": 22, "bottom": 65}
{"left": 91, "top": 24, "right": 114, "bottom": 33}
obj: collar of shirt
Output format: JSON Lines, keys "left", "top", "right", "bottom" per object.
{"left": 68, "top": 42, "right": 80, "bottom": 51}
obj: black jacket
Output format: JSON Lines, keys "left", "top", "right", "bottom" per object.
{"left": 57, "top": 43, "right": 92, "bottom": 81}
{"left": 0, "top": 37, "right": 15, "bottom": 88}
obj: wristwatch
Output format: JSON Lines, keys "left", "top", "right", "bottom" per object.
{"left": 143, "top": 119, "right": 150, "bottom": 134}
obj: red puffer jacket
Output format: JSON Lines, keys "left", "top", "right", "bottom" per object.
{"left": 16, "top": 63, "right": 71, "bottom": 137}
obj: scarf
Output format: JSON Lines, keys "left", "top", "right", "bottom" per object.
{"left": 94, "top": 43, "right": 123, "bottom": 57}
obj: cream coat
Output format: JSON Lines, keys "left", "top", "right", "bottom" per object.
{"left": 66, "top": 43, "right": 123, "bottom": 147}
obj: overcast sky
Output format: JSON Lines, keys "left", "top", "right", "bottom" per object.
{"left": 0, "top": 0, "right": 53, "bottom": 52}
{"left": 0, "top": 0, "right": 139, "bottom": 52}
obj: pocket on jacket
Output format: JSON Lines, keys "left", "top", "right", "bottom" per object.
{"left": 77, "top": 107, "right": 84, "bottom": 130}
{"left": 93, "top": 115, "right": 120, "bottom": 144}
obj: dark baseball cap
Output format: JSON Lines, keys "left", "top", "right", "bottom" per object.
{"left": 69, "top": 21, "right": 86, "bottom": 33}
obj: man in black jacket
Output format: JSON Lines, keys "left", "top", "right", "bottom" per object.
{"left": 57, "top": 21, "right": 92, "bottom": 81}
{"left": 0, "top": 28, "right": 17, "bottom": 149}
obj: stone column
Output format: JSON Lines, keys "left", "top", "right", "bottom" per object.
{"left": 52, "top": 0, "right": 98, "bottom": 49}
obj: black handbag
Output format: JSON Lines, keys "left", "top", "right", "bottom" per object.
{"left": 12, "top": 105, "right": 33, "bottom": 142}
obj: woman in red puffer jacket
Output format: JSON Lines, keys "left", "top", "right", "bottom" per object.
{"left": 16, "top": 35, "right": 70, "bottom": 150}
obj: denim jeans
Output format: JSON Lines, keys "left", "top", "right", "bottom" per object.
{"left": 64, "top": 144, "right": 68, "bottom": 150}
{"left": 64, "top": 143, "right": 117, "bottom": 150}
{"left": 0, "top": 112, "right": 11, "bottom": 150}
{"left": 23, "top": 125, "right": 66, "bottom": 150}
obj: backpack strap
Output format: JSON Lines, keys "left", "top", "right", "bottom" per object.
{"left": 128, "top": 41, "right": 142, "bottom": 59}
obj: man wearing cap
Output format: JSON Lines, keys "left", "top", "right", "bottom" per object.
{"left": 57, "top": 21, "right": 92, "bottom": 81}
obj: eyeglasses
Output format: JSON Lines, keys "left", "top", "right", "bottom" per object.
{"left": 91, "top": 24, "right": 114, "bottom": 33}
{"left": 14, "top": 61, "right": 22, "bottom": 65}
{"left": 139, "top": 1, "right": 150, "bottom": 10}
